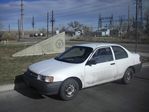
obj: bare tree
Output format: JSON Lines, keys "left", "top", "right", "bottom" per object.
{"left": 60, "top": 26, "right": 66, "bottom": 32}
{"left": 68, "top": 21, "right": 83, "bottom": 31}
{"left": 38, "top": 28, "right": 46, "bottom": 34}
{"left": 67, "top": 21, "right": 94, "bottom": 36}
{"left": 82, "top": 25, "right": 93, "bottom": 36}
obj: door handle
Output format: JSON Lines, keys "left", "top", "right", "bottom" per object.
{"left": 110, "top": 63, "right": 115, "bottom": 65}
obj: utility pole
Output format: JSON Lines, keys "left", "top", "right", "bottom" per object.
{"left": 109, "top": 14, "right": 113, "bottom": 29}
{"left": 135, "top": 0, "right": 139, "bottom": 53}
{"left": 134, "top": 0, "right": 143, "bottom": 52}
{"left": 47, "top": 11, "right": 49, "bottom": 38}
{"left": 99, "top": 14, "right": 102, "bottom": 30}
{"left": 32, "top": 16, "right": 35, "bottom": 34}
{"left": 138, "top": 0, "right": 143, "bottom": 28}
{"left": 119, "top": 16, "right": 123, "bottom": 29}
{"left": 18, "top": 19, "right": 21, "bottom": 40}
{"left": 146, "top": 15, "right": 149, "bottom": 25}
{"left": 20, "top": 0, "right": 24, "bottom": 38}
{"left": 119, "top": 16, "right": 123, "bottom": 37}
{"left": 8, "top": 24, "right": 10, "bottom": 33}
{"left": 127, "top": 3, "right": 130, "bottom": 38}
{"left": 98, "top": 14, "right": 102, "bottom": 31}
{"left": 50, "top": 10, "right": 55, "bottom": 36}
{"left": 97, "top": 15, "right": 99, "bottom": 32}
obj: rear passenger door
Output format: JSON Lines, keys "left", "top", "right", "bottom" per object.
{"left": 112, "top": 46, "right": 129, "bottom": 79}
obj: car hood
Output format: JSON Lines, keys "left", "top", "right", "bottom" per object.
{"left": 29, "top": 58, "right": 78, "bottom": 76}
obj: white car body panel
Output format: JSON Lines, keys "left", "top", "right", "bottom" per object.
{"left": 29, "top": 58, "right": 84, "bottom": 83}
{"left": 28, "top": 43, "right": 141, "bottom": 89}
{"left": 84, "top": 60, "right": 117, "bottom": 87}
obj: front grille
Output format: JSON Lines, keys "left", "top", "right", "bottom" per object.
{"left": 27, "top": 70, "right": 38, "bottom": 78}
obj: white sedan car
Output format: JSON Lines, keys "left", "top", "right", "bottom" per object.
{"left": 24, "top": 43, "right": 142, "bottom": 100}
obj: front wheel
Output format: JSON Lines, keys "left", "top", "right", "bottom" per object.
{"left": 59, "top": 78, "right": 79, "bottom": 101}
{"left": 122, "top": 68, "right": 134, "bottom": 84}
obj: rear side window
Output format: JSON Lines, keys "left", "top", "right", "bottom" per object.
{"left": 112, "top": 46, "right": 128, "bottom": 60}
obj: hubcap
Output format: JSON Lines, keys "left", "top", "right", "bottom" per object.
{"left": 65, "top": 84, "right": 75, "bottom": 97}
{"left": 126, "top": 71, "right": 131, "bottom": 81}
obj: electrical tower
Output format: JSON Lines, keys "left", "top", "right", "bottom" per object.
{"left": 98, "top": 14, "right": 102, "bottom": 31}
{"left": 20, "top": 0, "right": 24, "bottom": 38}
{"left": 109, "top": 14, "right": 113, "bottom": 29}
{"left": 50, "top": 10, "right": 55, "bottom": 36}
{"left": 98, "top": 14, "right": 113, "bottom": 30}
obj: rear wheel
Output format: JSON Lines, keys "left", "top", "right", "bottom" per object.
{"left": 122, "top": 68, "right": 134, "bottom": 84}
{"left": 59, "top": 78, "right": 79, "bottom": 101}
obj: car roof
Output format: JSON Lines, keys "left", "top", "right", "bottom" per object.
{"left": 75, "top": 43, "right": 121, "bottom": 50}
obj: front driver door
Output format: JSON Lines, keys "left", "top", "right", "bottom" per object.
{"left": 84, "top": 47, "right": 117, "bottom": 87}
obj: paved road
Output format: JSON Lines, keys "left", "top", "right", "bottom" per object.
{"left": 0, "top": 67, "right": 149, "bottom": 112}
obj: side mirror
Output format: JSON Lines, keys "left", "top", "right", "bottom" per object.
{"left": 86, "top": 59, "right": 96, "bottom": 66}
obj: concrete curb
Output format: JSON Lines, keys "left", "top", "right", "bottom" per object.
{"left": 0, "top": 63, "right": 149, "bottom": 93}
{"left": 0, "top": 82, "right": 27, "bottom": 93}
{"left": 0, "top": 84, "right": 14, "bottom": 92}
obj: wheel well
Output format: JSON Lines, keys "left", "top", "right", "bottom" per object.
{"left": 66, "top": 77, "right": 82, "bottom": 90}
{"left": 128, "top": 66, "right": 135, "bottom": 73}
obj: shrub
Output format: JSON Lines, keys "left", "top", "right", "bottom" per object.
{"left": 1, "top": 32, "right": 17, "bottom": 41}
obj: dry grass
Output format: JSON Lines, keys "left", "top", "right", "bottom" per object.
{"left": 0, "top": 44, "right": 57, "bottom": 85}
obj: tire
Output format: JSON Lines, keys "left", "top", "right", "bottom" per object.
{"left": 122, "top": 68, "right": 134, "bottom": 84}
{"left": 59, "top": 78, "right": 79, "bottom": 101}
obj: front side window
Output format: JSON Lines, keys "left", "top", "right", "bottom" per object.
{"left": 112, "top": 46, "right": 128, "bottom": 60}
{"left": 55, "top": 46, "right": 93, "bottom": 63}
{"left": 92, "top": 47, "right": 113, "bottom": 63}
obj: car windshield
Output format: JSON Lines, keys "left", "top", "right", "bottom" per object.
{"left": 55, "top": 46, "right": 93, "bottom": 63}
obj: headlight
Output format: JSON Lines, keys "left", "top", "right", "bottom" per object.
{"left": 37, "top": 75, "right": 54, "bottom": 83}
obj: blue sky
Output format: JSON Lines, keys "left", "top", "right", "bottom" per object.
{"left": 0, "top": 0, "right": 149, "bottom": 31}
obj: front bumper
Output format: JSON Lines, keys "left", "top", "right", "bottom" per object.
{"left": 23, "top": 72, "right": 62, "bottom": 95}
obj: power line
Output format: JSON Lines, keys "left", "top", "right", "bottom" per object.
{"left": 52, "top": 1, "right": 129, "bottom": 18}
{"left": 5, "top": 0, "right": 133, "bottom": 30}
{"left": 54, "top": 0, "right": 128, "bottom": 15}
